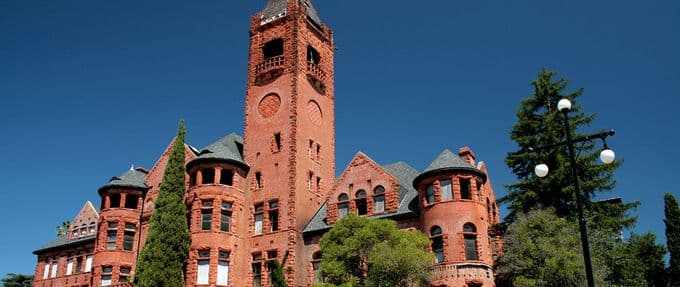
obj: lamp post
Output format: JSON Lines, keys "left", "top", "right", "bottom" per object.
{"left": 530, "top": 98, "right": 616, "bottom": 287}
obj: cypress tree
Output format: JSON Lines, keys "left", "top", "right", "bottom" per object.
{"left": 134, "top": 120, "right": 191, "bottom": 287}
{"left": 665, "top": 193, "right": 680, "bottom": 284}
{"left": 268, "top": 260, "right": 288, "bottom": 287}
{"left": 502, "top": 69, "right": 637, "bottom": 232}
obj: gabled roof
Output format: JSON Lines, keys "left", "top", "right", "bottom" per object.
{"left": 261, "top": 0, "right": 322, "bottom": 26}
{"left": 98, "top": 168, "right": 149, "bottom": 194}
{"left": 186, "top": 133, "right": 249, "bottom": 171}
{"left": 413, "top": 149, "right": 486, "bottom": 188}
{"left": 303, "top": 161, "right": 421, "bottom": 234}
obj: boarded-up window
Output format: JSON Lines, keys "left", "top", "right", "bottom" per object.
{"left": 66, "top": 259, "right": 73, "bottom": 275}
{"left": 85, "top": 255, "right": 93, "bottom": 272}
{"left": 441, "top": 179, "right": 453, "bottom": 200}
{"left": 42, "top": 260, "right": 50, "bottom": 279}
{"left": 217, "top": 261, "right": 229, "bottom": 286}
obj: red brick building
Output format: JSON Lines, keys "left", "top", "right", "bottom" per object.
{"left": 32, "top": 1, "right": 502, "bottom": 286}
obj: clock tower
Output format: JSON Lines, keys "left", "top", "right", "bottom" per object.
{"left": 243, "top": 0, "right": 335, "bottom": 285}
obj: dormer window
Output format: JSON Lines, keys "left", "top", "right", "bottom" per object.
{"left": 355, "top": 190, "right": 367, "bottom": 215}
{"left": 263, "top": 38, "right": 284, "bottom": 59}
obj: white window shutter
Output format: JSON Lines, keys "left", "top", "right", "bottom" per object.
{"left": 85, "top": 255, "right": 93, "bottom": 272}
{"left": 66, "top": 259, "right": 73, "bottom": 275}
{"left": 50, "top": 263, "right": 58, "bottom": 278}
{"left": 217, "top": 261, "right": 229, "bottom": 286}
{"left": 197, "top": 260, "right": 210, "bottom": 285}
{"left": 43, "top": 263, "right": 50, "bottom": 279}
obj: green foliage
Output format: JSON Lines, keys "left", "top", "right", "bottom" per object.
{"left": 268, "top": 260, "right": 288, "bottom": 287}
{"left": 318, "top": 214, "right": 432, "bottom": 287}
{"left": 502, "top": 69, "right": 637, "bottom": 231}
{"left": 55, "top": 221, "right": 71, "bottom": 237}
{"left": 494, "top": 208, "right": 608, "bottom": 287}
{"left": 134, "top": 120, "right": 191, "bottom": 287}
{"left": 606, "top": 233, "right": 667, "bottom": 286}
{"left": 0, "top": 273, "right": 33, "bottom": 287}
{"left": 666, "top": 193, "right": 680, "bottom": 285}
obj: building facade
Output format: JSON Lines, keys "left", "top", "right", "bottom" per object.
{"left": 32, "top": 1, "right": 502, "bottom": 287}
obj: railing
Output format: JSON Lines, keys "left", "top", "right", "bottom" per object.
{"left": 255, "top": 55, "right": 285, "bottom": 74}
{"left": 109, "top": 282, "right": 133, "bottom": 287}
{"left": 430, "top": 262, "right": 493, "bottom": 281}
{"left": 307, "top": 61, "right": 326, "bottom": 81}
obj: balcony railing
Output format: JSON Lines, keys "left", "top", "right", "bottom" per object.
{"left": 307, "top": 61, "right": 326, "bottom": 81}
{"left": 255, "top": 55, "right": 285, "bottom": 75}
{"left": 430, "top": 262, "right": 493, "bottom": 281}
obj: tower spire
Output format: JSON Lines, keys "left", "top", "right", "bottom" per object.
{"left": 261, "top": 0, "right": 322, "bottom": 26}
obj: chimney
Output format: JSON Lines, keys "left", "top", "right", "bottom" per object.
{"left": 459, "top": 146, "right": 476, "bottom": 166}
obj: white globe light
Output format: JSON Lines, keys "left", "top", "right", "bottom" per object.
{"left": 600, "top": 149, "right": 616, "bottom": 164}
{"left": 535, "top": 164, "right": 549, "bottom": 177}
{"left": 557, "top": 98, "right": 572, "bottom": 111}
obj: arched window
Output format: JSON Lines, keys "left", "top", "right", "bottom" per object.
{"left": 312, "top": 251, "right": 322, "bottom": 283}
{"left": 425, "top": 184, "right": 435, "bottom": 204}
{"left": 463, "top": 223, "right": 478, "bottom": 260}
{"left": 373, "top": 186, "right": 385, "bottom": 213}
{"left": 355, "top": 190, "right": 367, "bottom": 215}
{"left": 430, "top": 226, "right": 444, "bottom": 263}
{"left": 337, "top": 193, "right": 349, "bottom": 219}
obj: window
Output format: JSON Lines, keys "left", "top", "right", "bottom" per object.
{"left": 202, "top": 200, "right": 213, "bottom": 231}
{"left": 255, "top": 172, "right": 262, "bottom": 189}
{"left": 43, "top": 258, "right": 50, "bottom": 279}
{"left": 463, "top": 223, "right": 478, "bottom": 261}
{"left": 101, "top": 266, "right": 112, "bottom": 286}
{"left": 66, "top": 258, "right": 73, "bottom": 275}
{"left": 75, "top": 256, "right": 82, "bottom": 274}
{"left": 316, "top": 176, "right": 321, "bottom": 193}
{"left": 355, "top": 190, "right": 367, "bottom": 215}
{"left": 202, "top": 168, "right": 215, "bottom": 184}
{"left": 123, "top": 231, "right": 135, "bottom": 251}
{"left": 460, "top": 178, "right": 471, "bottom": 199}
{"left": 266, "top": 250, "right": 278, "bottom": 285}
{"left": 373, "top": 186, "right": 385, "bottom": 213}
{"left": 426, "top": 184, "right": 435, "bottom": 204}
{"left": 85, "top": 255, "right": 93, "bottom": 272}
{"left": 254, "top": 204, "right": 264, "bottom": 235}
{"left": 307, "top": 45, "right": 320, "bottom": 64}
{"left": 337, "top": 193, "right": 349, "bottom": 218}
{"left": 440, "top": 179, "right": 453, "bottom": 201}
{"left": 312, "top": 251, "right": 322, "bottom": 283}
{"left": 308, "top": 171, "right": 314, "bottom": 191}
{"left": 109, "top": 194, "right": 121, "bottom": 208}
{"left": 197, "top": 250, "right": 210, "bottom": 285}
{"left": 220, "top": 202, "right": 232, "bottom": 232}
{"left": 125, "top": 194, "right": 138, "bottom": 209}
{"left": 477, "top": 181, "right": 483, "bottom": 201}
{"left": 89, "top": 224, "right": 95, "bottom": 234}
{"left": 190, "top": 172, "right": 197, "bottom": 187}
{"left": 430, "top": 226, "right": 444, "bottom": 263}
{"left": 252, "top": 253, "right": 263, "bottom": 287}
{"left": 308, "top": 140, "right": 314, "bottom": 158}
{"left": 107, "top": 222, "right": 118, "bottom": 250}
{"left": 269, "top": 200, "right": 279, "bottom": 232}
{"left": 119, "top": 267, "right": 131, "bottom": 283}
{"left": 50, "top": 258, "right": 58, "bottom": 278}
{"left": 316, "top": 144, "right": 321, "bottom": 160}
{"left": 263, "top": 38, "right": 284, "bottom": 59}
{"left": 220, "top": 169, "right": 233, "bottom": 186}
{"left": 274, "top": 133, "right": 281, "bottom": 152}
{"left": 217, "top": 251, "right": 230, "bottom": 286}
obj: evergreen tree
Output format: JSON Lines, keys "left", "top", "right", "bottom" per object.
{"left": 606, "top": 233, "right": 667, "bottom": 287}
{"left": 0, "top": 273, "right": 33, "bottom": 287}
{"left": 134, "top": 120, "right": 191, "bottom": 287}
{"left": 268, "top": 260, "right": 288, "bottom": 287}
{"left": 55, "top": 221, "right": 71, "bottom": 237}
{"left": 666, "top": 193, "right": 680, "bottom": 285}
{"left": 502, "top": 69, "right": 637, "bottom": 231}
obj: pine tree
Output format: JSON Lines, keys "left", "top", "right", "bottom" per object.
{"left": 665, "top": 193, "right": 680, "bottom": 285}
{"left": 134, "top": 120, "right": 191, "bottom": 287}
{"left": 502, "top": 69, "right": 637, "bottom": 232}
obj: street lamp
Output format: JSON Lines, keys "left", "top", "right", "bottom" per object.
{"left": 531, "top": 98, "right": 616, "bottom": 287}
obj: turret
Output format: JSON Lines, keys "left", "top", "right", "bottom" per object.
{"left": 185, "top": 133, "right": 249, "bottom": 287}
{"left": 93, "top": 167, "right": 149, "bottom": 286}
{"left": 413, "top": 148, "right": 495, "bottom": 286}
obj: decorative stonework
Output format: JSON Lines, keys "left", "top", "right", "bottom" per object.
{"left": 307, "top": 100, "right": 322, "bottom": 126}
{"left": 258, "top": 93, "right": 281, "bottom": 118}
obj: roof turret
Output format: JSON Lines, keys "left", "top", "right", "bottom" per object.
{"left": 98, "top": 168, "right": 149, "bottom": 194}
{"left": 413, "top": 149, "right": 487, "bottom": 189}
{"left": 186, "top": 133, "right": 249, "bottom": 171}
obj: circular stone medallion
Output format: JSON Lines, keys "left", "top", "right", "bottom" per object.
{"left": 258, "top": 93, "right": 281, "bottom": 118}
{"left": 307, "top": 100, "right": 322, "bottom": 126}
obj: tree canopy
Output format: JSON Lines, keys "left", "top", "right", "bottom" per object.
{"left": 666, "top": 192, "right": 680, "bottom": 285}
{"left": 316, "top": 214, "right": 433, "bottom": 287}
{"left": 134, "top": 120, "right": 191, "bottom": 287}
{"left": 0, "top": 273, "right": 33, "bottom": 287}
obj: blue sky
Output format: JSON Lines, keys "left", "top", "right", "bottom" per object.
{"left": 1, "top": 0, "right": 678, "bottom": 277}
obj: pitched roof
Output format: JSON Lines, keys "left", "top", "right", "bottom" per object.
{"left": 33, "top": 235, "right": 95, "bottom": 255}
{"left": 187, "top": 133, "right": 249, "bottom": 170}
{"left": 261, "top": 0, "right": 322, "bottom": 26}
{"left": 302, "top": 161, "right": 420, "bottom": 234}
{"left": 413, "top": 149, "right": 486, "bottom": 188}
{"left": 98, "top": 168, "right": 149, "bottom": 193}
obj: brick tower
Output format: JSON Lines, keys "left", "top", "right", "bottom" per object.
{"left": 243, "top": 0, "right": 335, "bottom": 285}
